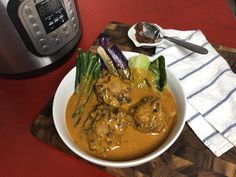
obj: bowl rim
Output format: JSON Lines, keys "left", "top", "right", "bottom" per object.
{"left": 52, "top": 51, "right": 186, "bottom": 168}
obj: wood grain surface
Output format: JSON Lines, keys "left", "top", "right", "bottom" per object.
{"left": 31, "top": 21, "right": 236, "bottom": 177}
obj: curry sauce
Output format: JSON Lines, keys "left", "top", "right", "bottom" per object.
{"left": 66, "top": 75, "right": 177, "bottom": 161}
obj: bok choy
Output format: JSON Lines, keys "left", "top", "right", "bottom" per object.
{"left": 128, "top": 54, "right": 167, "bottom": 91}
{"left": 149, "top": 55, "right": 167, "bottom": 91}
{"left": 128, "top": 54, "right": 150, "bottom": 87}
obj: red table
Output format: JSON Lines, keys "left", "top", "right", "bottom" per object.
{"left": 0, "top": 0, "right": 236, "bottom": 176}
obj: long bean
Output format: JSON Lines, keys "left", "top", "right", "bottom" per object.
{"left": 73, "top": 49, "right": 101, "bottom": 125}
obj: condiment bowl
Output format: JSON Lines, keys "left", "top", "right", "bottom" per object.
{"left": 53, "top": 51, "right": 186, "bottom": 168}
{"left": 128, "top": 22, "right": 165, "bottom": 48}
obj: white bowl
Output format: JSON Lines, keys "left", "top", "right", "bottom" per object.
{"left": 53, "top": 51, "right": 186, "bottom": 168}
{"left": 128, "top": 22, "right": 165, "bottom": 48}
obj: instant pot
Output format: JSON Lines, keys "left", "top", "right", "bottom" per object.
{"left": 0, "top": 0, "right": 81, "bottom": 74}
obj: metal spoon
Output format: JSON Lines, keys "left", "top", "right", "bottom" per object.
{"left": 142, "top": 23, "right": 208, "bottom": 55}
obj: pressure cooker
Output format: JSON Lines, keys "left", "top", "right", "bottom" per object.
{"left": 0, "top": 0, "right": 81, "bottom": 74}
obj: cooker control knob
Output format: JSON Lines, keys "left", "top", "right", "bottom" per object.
{"left": 51, "top": 31, "right": 59, "bottom": 39}
{"left": 32, "top": 24, "right": 40, "bottom": 32}
{"left": 28, "top": 15, "right": 36, "bottom": 24}
{"left": 24, "top": 5, "right": 32, "bottom": 15}
{"left": 41, "top": 45, "right": 50, "bottom": 52}
{"left": 53, "top": 38, "right": 62, "bottom": 46}
{"left": 35, "top": 31, "right": 43, "bottom": 39}
{"left": 69, "top": 9, "right": 74, "bottom": 16}
{"left": 72, "top": 23, "right": 77, "bottom": 31}
{"left": 62, "top": 24, "right": 68, "bottom": 31}
{"left": 39, "top": 38, "right": 48, "bottom": 46}
{"left": 71, "top": 16, "right": 76, "bottom": 24}
{"left": 68, "top": 2, "right": 72, "bottom": 9}
{"left": 64, "top": 31, "right": 70, "bottom": 37}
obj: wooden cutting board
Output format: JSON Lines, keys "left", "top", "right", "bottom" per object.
{"left": 31, "top": 21, "right": 236, "bottom": 177}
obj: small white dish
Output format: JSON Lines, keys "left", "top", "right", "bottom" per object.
{"left": 128, "top": 22, "right": 165, "bottom": 48}
{"left": 53, "top": 51, "right": 186, "bottom": 168}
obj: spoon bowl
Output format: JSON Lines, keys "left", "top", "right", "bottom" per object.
{"left": 128, "top": 23, "right": 165, "bottom": 48}
{"left": 142, "top": 22, "right": 162, "bottom": 39}
{"left": 128, "top": 22, "right": 208, "bottom": 54}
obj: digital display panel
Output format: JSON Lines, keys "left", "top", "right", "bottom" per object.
{"left": 36, "top": 0, "right": 68, "bottom": 33}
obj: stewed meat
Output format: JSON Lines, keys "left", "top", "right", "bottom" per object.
{"left": 129, "top": 96, "right": 166, "bottom": 133}
{"left": 95, "top": 72, "right": 131, "bottom": 107}
{"left": 83, "top": 104, "right": 132, "bottom": 153}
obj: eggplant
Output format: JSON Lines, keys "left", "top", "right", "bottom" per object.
{"left": 97, "top": 46, "right": 119, "bottom": 75}
{"left": 97, "top": 35, "right": 130, "bottom": 79}
{"left": 98, "top": 33, "right": 110, "bottom": 49}
{"left": 97, "top": 34, "right": 119, "bottom": 75}
{"left": 99, "top": 55, "right": 107, "bottom": 70}
{"left": 107, "top": 44, "right": 130, "bottom": 79}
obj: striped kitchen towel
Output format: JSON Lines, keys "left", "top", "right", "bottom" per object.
{"left": 155, "top": 29, "right": 236, "bottom": 156}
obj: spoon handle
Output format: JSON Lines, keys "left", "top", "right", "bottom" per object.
{"left": 163, "top": 36, "right": 208, "bottom": 54}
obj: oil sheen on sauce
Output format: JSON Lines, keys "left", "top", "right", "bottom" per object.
{"left": 66, "top": 84, "right": 177, "bottom": 161}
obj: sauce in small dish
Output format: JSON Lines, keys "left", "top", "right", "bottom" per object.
{"left": 128, "top": 22, "right": 165, "bottom": 48}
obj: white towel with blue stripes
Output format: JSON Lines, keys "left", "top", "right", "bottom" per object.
{"left": 155, "top": 29, "right": 236, "bottom": 157}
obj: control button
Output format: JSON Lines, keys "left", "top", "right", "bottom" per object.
{"left": 32, "top": 23, "right": 40, "bottom": 32}
{"left": 72, "top": 23, "right": 77, "bottom": 31}
{"left": 24, "top": 5, "right": 32, "bottom": 15}
{"left": 49, "top": 21, "right": 54, "bottom": 27}
{"left": 71, "top": 16, "right": 76, "bottom": 24}
{"left": 64, "top": 31, "right": 70, "bottom": 37}
{"left": 41, "top": 45, "right": 50, "bottom": 52}
{"left": 53, "top": 38, "right": 62, "bottom": 46}
{"left": 28, "top": 15, "right": 36, "bottom": 24}
{"left": 54, "top": 17, "right": 59, "bottom": 23}
{"left": 35, "top": 31, "right": 43, "bottom": 38}
{"left": 38, "top": 38, "right": 48, "bottom": 46}
{"left": 51, "top": 31, "right": 58, "bottom": 38}
{"left": 68, "top": 2, "right": 72, "bottom": 8}
{"left": 69, "top": 9, "right": 74, "bottom": 16}
{"left": 62, "top": 24, "right": 68, "bottom": 31}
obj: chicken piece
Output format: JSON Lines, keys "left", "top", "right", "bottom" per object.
{"left": 83, "top": 104, "right": 132, "bottom": 153}
{"left": 129, "top": 96, "right": 166, "bottom": 133}
{"left": 95, "top": 72, "right": 131, "bottom": 107}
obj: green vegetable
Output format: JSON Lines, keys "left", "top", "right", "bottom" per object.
{"left": 73, "top": 49, "right": 101, "bottom": 126}
{"left": 128, "top": 54, "right": 167, "bottom": 91}
{"left": 129, "top": 54, "right": 150, "bottom": 70}
{"left": 149, "top": 55, "right": 167, "bottom": 91}
{"left": 128, "top": 54, "right": 151, "bottom": 86}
